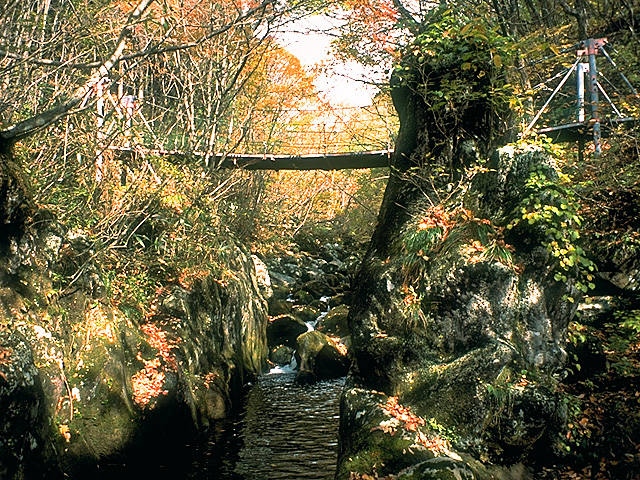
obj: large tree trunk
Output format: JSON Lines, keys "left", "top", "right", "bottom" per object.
{"left": 338, "top": 17, "right": 575, "bottom": 480}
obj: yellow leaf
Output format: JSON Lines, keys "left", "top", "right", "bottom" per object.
{"left": 59, "top": 424, "right": 71, "bottom": 442}
{"left": 493, "top": 54, "right": 502, "bottom": 68}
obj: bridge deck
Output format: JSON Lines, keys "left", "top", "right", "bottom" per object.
{"left": 107, "top": 115, "right": 636, "bottom": 171}
{"left": 537, "top": 117, "right": 636, "bottom": 143}
{"left": 108, "top": 146, "right": 393, "bottom": 170}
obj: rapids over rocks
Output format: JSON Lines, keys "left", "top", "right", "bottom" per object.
{"left": 186, "top": 244, "right": 356, "bottom": 479}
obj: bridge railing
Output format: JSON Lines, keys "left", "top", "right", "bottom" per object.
{"left": 97, "top": 95, "right": 398, "bottom": 159}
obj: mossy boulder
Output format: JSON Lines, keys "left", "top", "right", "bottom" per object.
{"left": 317, "top": 304, "right": 350, "bottom": 337}
{"left": 341, "top": 145, "right": 573, "bottom": 476}
{"left": 338, "top": 15, "right": 576, "bottom": 477}
{"left": 397, "top": 457, "right": 476, "bottom": 480}
{"left": 338, "top": 384, "right": 535, "bottom": 480}
{"left": 268, "top": 297, "right": 293, "bottom": 316}
{"left": 295, "top": 330, "right": 349, "bottom": 382}
{"left": 0, "top": 208, "right": 269, "bottom": 478}
{"left": 291, "top": 304, "right": 321, "bottom": 324}
{"left": 337, "top": 385, "right": 436, "bottom": 478}
{"left": 267, "top": 314, "right": 308, "bottom": 348}
{"left": 270, "top": 344, "right": 295, "bottom": 366}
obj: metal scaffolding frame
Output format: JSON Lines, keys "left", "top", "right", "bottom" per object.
{"left": 525, "top": 37, "right": 637, "bottom": 156}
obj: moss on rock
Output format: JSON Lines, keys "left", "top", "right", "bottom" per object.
{"left": 0, "top": 199, "right": 269, "bottom": 478}
{"left": 339, "top": 13, "right": 578, "bottom": 478}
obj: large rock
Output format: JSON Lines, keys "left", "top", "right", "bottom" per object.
{"left": 317, "top": 304, "right": 350, "bottom": 337}
{"left": 291, "top": 304, "right": 321, "bottom": 324}
{"left": 338, "top": 385, "right": 531, "bottom": 480}
{"left": 267, "top": 314, "right": 308, "bottom": 348}
{"left": 0, "top": 199, "right": 269, "bottom": 478}
{"left": 340, "top": 145, "right": 574, "bottom": 478}
{"left": 337, "top": 17, "right": 576, "bottom": 478}
{"left": 295, "top": 330, "right": 349, "bottom": 382}
{"left": 269, "top": 344, "right": 295, "bottom": 366}
{"left": 268, "top": 270, "right": 297, "bottom": 297}
{"left": 298, "top": 274, "right": 344, "bottom": 298}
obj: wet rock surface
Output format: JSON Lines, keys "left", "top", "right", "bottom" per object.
{"left": 260, "top": 245, "right": 355, "bottom": 378}
{"left": 295, "top": 330, "right": 349, "bottom": 382}
{"left": 269, "top": 344, "right": 295, "bottom": 365}
{"left": 0, "top": 175, "right": 270, "bottom": 479}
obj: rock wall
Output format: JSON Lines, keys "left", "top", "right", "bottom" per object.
{"left": 0, "top": 153, "right": 268, "bottom": 478}
{"left": 337, "top": 37, "right": 579, "bottom": 480}
{"left": 338, "top": 144, "right": 576, "bottom": 479}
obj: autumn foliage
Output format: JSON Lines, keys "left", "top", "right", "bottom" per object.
{"left": 131, "top": 323, "right": 178, "bottom": 408}
{"left": 341, "top": 0, "right": 399, "bottom": 54}
{"left": 374, "top": 396, "right": 452, "bottom": 455}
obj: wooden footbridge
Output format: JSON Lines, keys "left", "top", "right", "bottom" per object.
{"left": 95, "top": 37, "right": 636, "bottom": 176}
{"left": 107, "top": 145, "right": 394, "bottom": 170}
{"left": 94, "top": 91, "right": 398, "bottom": 174}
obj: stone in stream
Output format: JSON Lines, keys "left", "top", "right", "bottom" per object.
{"left": 269, "top": 344, "right": 295, "bottom": 366}
{"left": 266, "top": 314, "right": 308, "bottom": 349}
{"left": 316, "top": 304, "right": 350, "bottom": 338}
{"left": 268, "top": 270, "right": 297, "bottom": 299}
{"left": 303, "top": 274, "right": 345, "bottom": 297}
{"left": 267, "top": 297, "right": 293, "bottom": 317}
{"left": 290, "top": 304, "right": 321, "bottom": 324}
{"left": 295, "top": 330, "right": 349, "bottom": 383}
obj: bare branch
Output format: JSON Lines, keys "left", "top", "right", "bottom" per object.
{"left": 557, "top": 0, "right": 589, "bottom": 38}
{"left": 392, "top": 0, "right": 421, "bottom": 33}
{"left": 1, "top": 0, "right": 275, "bottom": 72}
{"left": 0, "top": 0, "right": 155, "bottom": 143}
{"left": 0, "top": 0, "right": 280, "bottom": 148}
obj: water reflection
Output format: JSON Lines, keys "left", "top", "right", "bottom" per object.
{"left": 189, "top": 372, "right": 345, "bottom": 480}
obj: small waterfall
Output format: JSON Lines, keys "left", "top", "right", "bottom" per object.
{"left": 268, "top": 354, "right": 298, "bottom": 375}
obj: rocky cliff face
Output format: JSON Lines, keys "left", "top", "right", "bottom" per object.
{"left": 336, "top": 25, "right": 581, "bottom": 479}
{"left": 0, "top": 153, "right": 268, "bottom": 479}
{"left": 338, "top": 143, "right": 577, "bottom": 479}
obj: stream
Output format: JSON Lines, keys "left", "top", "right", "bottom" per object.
{"left": 187, "top": 371, "right": 345, "bottom": 479}
{"left": 183, "top": 248, "right": 351, "bottom": 478}
{"left": 64, "top": 248, "right": 352, "bottom": 479}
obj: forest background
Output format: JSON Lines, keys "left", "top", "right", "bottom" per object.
{"left": 1, "top": 0, "right": 639, "bottom": 477}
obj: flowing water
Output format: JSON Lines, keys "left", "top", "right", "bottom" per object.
{"left": 187, "top": 371, "right": 345, "bottom": 479}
